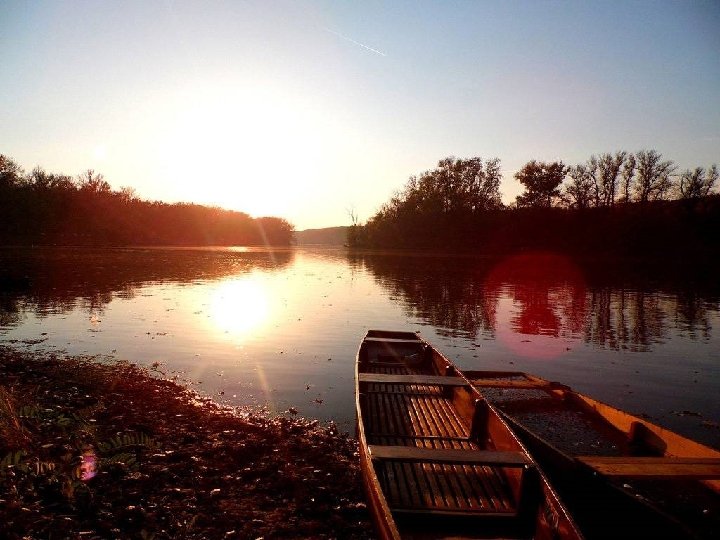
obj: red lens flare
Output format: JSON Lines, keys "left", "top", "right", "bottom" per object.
{"left": 484, "top": 251, "right": 587, "bottom": 359}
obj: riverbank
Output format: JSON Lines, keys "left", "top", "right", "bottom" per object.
{"left": 0, "top": 347, "right": 374, "bottom": 539}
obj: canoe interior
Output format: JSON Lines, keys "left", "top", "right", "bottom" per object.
{"left": 467, "top": 370, "right": 720, "bottom": 539}
{"left": 356, "top": 331, "right": 577, "bottom": 539}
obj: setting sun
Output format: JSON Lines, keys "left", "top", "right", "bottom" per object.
{"left": 154, "top": 81, "right": 334, "bottom": 219}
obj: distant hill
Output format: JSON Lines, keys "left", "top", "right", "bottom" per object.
{"left": 294, "top": 226, "right": 348, "bottom": 245}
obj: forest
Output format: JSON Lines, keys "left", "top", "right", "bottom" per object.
{"left": 350, "top": 152, "right": 720, "bottom": 257}
{"left": 0, "top": 154, "right": 294, "bottom": 246}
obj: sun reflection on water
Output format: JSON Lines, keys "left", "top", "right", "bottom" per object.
{"left": 209, "top": 276, "right": 270, "bottom": 340}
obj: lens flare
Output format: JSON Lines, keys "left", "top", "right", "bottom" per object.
{"left": 81, "top": 447, "right": 97, "bottom": 481}
{"left": 485, "top": 251, "right": 587, "bottom": 359}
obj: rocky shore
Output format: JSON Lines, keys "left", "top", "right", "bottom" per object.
{"left": 0, "top": 347, "right": 374, "bottom": 539}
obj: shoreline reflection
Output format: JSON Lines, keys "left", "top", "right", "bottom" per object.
{"left": 352, "top": 251, "right": 720, "bottom": 353}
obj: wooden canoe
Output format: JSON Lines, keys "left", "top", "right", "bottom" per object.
{"left": 355, "top": 330, "right": 582, "bottom": 539}
{"left": 466, "top": 370, "right": 720, "bottom": 539}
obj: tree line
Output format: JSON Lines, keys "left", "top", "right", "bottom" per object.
{"left": 0, "top": 154, "right": 293, "bottom": 246}
{"left": 352, "top": 151, "right": 719, "bottom": 256}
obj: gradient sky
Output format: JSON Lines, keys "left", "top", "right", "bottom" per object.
{"left": 2, "top": 1, "right": 719, "bottom": 230}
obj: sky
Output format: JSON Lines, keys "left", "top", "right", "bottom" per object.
{"left": 2, "top": 1, "right": 719, "bottom": 230}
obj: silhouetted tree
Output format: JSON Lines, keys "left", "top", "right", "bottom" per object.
{"left": 411, "top": 157, "right": 503, "bottom": 215}
{"left": 77, "top": 169, "right": 111, "bottom": 194}
{"left": 563, "top": 164, "right": 594, "bottom": 209}
{"left": 119, "top": 186, "right": 138, "bottom": 203}
{"left": 677, "top": 165, "right": 718, "bottom": 199}
{"left": 0, "top": 154, "right": 24, "bottom": 188}
{"left": 515, "top": 160, "right": 567, "bottom": 208}
{"left": 619, "top": 153, "right": 636, "bottom": 203}
{"left": 361, "top": 156, "right": 504, "bottom": 248}
{"left": 255, "top": 217, "right": 294, "bottom": 245}
{"left": 346, "top": 206, "right": 360, "bottom": 247}
{"left": 634, "top": 150, "right": 675, "bottom": 203}
{"left": 591, "top": 152, "right": 627, "bottom": 207}
{"left": 0, "top": 153, "right": 295, "bottom": 246}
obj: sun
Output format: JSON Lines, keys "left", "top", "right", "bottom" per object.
{"left": 156, "top": 80, "right": 331, "bottom": 218}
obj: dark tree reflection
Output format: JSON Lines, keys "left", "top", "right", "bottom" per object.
{"left": 354, "top": 250, "right": 720, "bottom": 353}
{"left": 347, "top": 252, "right": 500, "bottom": 339}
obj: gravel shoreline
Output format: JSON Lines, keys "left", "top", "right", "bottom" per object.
{"left": 0, "top": 347, "right": 374, "bottom": 539}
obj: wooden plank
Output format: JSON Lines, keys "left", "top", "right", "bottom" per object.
{"left": 455, "top": 446, "right": 484, "bottom": 510}
{"left": 366, "top": 361, "right": 419, "bottom": 369}
{"left": 427, "top": 403, "right": 466, "bottom": 510}
{"left": 383, "top": 391, "right": 400, "bottom": 436}
{"left": 359, "top": 373, "right": 468, "bottom": 387}
{"left": 369, "top": 445, "right": 530, "bottom": 466}
{"left": 434, "top": 394, "right": 469, "bottom": 438}
{"left": 577, "top": 456, "right": 720, "bottom": 478}
{"left": 396, "top": 459, "right": 415, "bottom": 509}
{"left": 407, "top": 394, "right": 453, "bottom": 508}
{"left": 470, "top": 379, "right": 566, "bottom": 390}
{"left": 445, "top": 396, "right": 512, "bottom": 511}
{"left": 483, "top": 465, "right": 514, "bottom": 511}
{"left": 364, "top": 336, "right": 422, "bottom": 344}
{"left": 417, "top": 395, "right": 442, "bottom": 437}
{"left": 464, "top": 370, "right": 528, "bottom": 379}
{"left": 390, "top": 507, "right": 516, "bottom": 517}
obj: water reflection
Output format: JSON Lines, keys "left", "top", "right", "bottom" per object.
{"left": 4, "top": 246, "right": 718, "bottom": 355}
{"left": 0, "top": 247, "right": 293, "bottom": 324}
{"left": 486, "top": 252, "right": 587, "bottom": 359}
{"left": 209, "top": 276, "right": 270, "bottom": 340}
{"left": 1, "top": 246, "right": 718, "bottom": 447}
{"left": 351, "top": 251, "right": 720, "bottom": 354}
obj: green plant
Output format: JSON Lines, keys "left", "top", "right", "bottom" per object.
{"left": 1, "top": 387, "right": 156, "bottom": 507}
{"left": 0, "top": 386, "right": 31, "bottom": 448}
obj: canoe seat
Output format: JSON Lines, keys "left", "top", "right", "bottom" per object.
{"left": 364, "top": 336, "right": 423, "bottom": 344}
{"left": 369, "top": 445, "right": 531, "bottom": 467}
{"left": 358, "top": 373, "right": 468, "bottom": 387}
{"left": 577, "top": 456, "right": 720, "bottom": 478}
{"left": 470, "top": 378, "right": 569, "bottom": 391}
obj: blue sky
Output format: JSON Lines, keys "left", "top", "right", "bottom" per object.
{"left": 2, "top": 1, "right": 719, "bottom": 229}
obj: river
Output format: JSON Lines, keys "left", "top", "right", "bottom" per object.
{"left": 1, "top": 246, "right": 718, "bottom": 448}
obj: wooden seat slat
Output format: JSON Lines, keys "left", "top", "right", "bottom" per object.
{"left": 366, "top": 362, "right": 421, "bottom": 368}
{"left": 470, "top": 379, "right": 566, "bottom": 390}
{"left": 390, "top": 507, "right": 517, "bottom": 517}
{"left": 577, "top": 456, "right": 720, "bottom": 478}
{"left": 359, "top": 373, "right": 469, "bottom": 386}
{"left": 370, "top": 445, "right": 530, "bottom": 466}
{"left": 376, "top": 459, "right": 517, "bottom": 513}
{"left": 364, "top": 336, "right": 423, "bottom": 344}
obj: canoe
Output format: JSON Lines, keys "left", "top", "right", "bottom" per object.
{"left": 466, "top": 370, "right": 720, "bottom": 539}
{"left": 355, "top": 330, "right": 583, "bottom": 539}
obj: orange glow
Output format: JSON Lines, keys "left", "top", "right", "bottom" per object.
{"left": 155, "top": 82, "right": 333, "bottom": 220}
{"left": 209, "top": 277, "right": 270, "bottom": 340}
{"left": 485, "top": 251, "right": 587, "bottom": 359}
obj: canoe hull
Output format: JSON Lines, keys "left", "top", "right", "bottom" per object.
{"left": 467, "top": 370, "right": 720, "bottom": 539}
{"left": 355, "top": 331, "right": 582, "bottom": 539}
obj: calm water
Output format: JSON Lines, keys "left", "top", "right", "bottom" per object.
{"left": 1, "top": 246, "right": 719, "bottom": 448}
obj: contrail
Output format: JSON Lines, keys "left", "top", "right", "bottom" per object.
{"left": 324, "top": 27, "right": 387, "bottom": 57}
